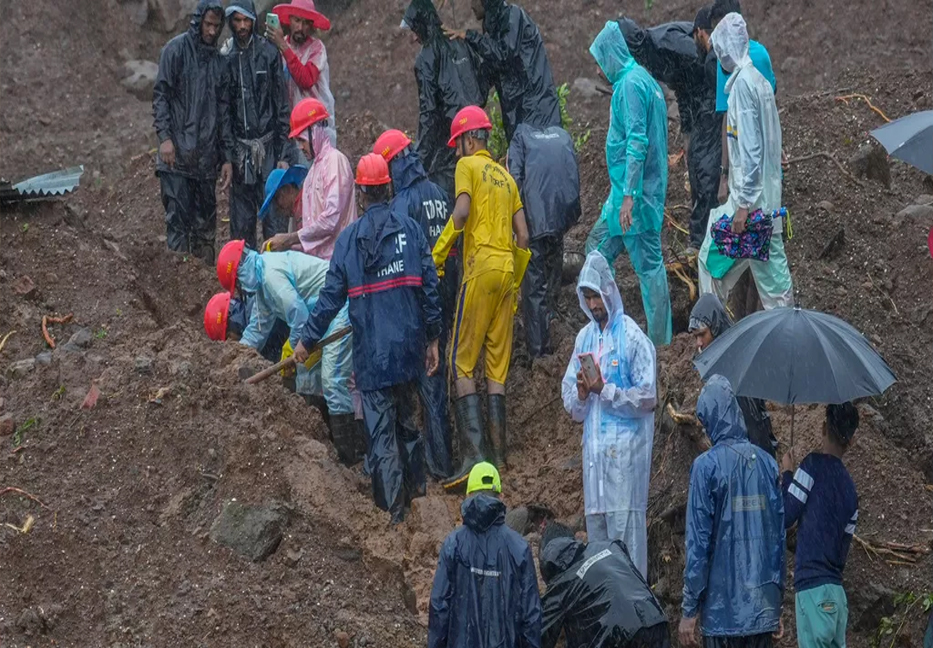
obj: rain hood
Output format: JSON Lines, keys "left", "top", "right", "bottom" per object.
{"left": 711, "top": 12, "right": 752, "bottom": 76}
{"left": 590, "top": 21, "right": 636, "bottom": 85}
{"left": 688, "top": 293, "right": 732, "bottom": 337}
{"left": 697, "top": 374, "right": 749, "bottom": 444}
{"left": 576, "top": 250, "right": 624, "bottom": 325}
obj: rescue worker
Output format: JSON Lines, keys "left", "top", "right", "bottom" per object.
{"left": 560, "top": 251, "right": 657, "bottom": 578}
{"left": 432, "top": 106, "right": 531, "bottom": 489}
{"left": 585, "top": 21, "right": 672, "bottom": 347}
{"left": 401, "top": 0, "right": 488, "bottom": 199}
{"left": 264, "top": 98, "right": 356, "bottom": 259}
{"left": 293, "top": 154, "right": 443, "bottom": 524}
{"left": 444, "top": 0, "right": 560, "bottom": 143}
{"left": 153, "top": 0, "right": 232, "bottom": 265}
{"left": 267, "top": 0, "right": 337, "bottom": 143}
{"left": 697, "top": 13, "right": 793, "bottom": 309}
{"left": 374, "top": 129, "right": 456, "bottom": 480}
{"left": 680, "top": 375, "right": 784, "bottom": 648}
{"left": 507, "top": 123, "right": 581, "bottom": 359}
{"left": 428, "top": 462, "right": 542, "bottom": 648}
{"left": 222, "top": 1, "right": 293, "bottom": 249}
{"left": 538, "top": 522, "right": 670, "bottom": 648}
{"left": 209, "top": 240, "right": 360, "bottom": 464}
{"left": 202, "top": 291, "right": 289, "bottom": 363}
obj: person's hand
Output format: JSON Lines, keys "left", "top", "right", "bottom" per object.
{"left": 679, "top": 616, "right": 699, "bottom": 648}
{"left": 266, "top": 233, "right": 293, "bottom": 251}
{"left": 586, "top": 362, "right": 605, "bottom": 396}
{"left": 781, "top": 448, "right": 796, "bottom": 474}
{"left": 265, "top": 24, "right": 287, "bottom": 52}
{"left": 293, "top": 340, "right": 310, "bottom": 363}
{"left": 717, "top": 175, "right": 729, "bottom": 205}
{"left": 219, "top": 162, "right": 232, "bottom": 192}
{"left": 425, "top": 338, "right": 440, "bottom": 376}
{"left": 773, "top": 618, "right": 785, "bottom": 640}
{"left": 731, "top": 206, "right": 749, "bottom": 234}
{"left": 276, "top": 160, "right": 289, "bottom": 170}
{"left": 576, "top": 370, "right": 588, "bottom": 402}
{"left": 442, "top": 26, "right": 466, "bottom": 40}
{"left": 159, "top": 139, "right": 176, "bottom": 168}
{"left": 619, "top": 196, "right": 634, "bottom": 233}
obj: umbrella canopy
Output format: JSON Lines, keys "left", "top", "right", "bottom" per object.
{"left": 693, "top": 307, "right": 896, "bottom": 405}
{"left": 870, "top": 110, "right": 933, "bottom": 174}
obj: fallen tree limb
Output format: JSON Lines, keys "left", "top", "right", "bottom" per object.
{"left": 853, "top": 534, "right": 926, "bottom": 563}
{"left": 785, "top": 151, "right": 866, "bottom": 188}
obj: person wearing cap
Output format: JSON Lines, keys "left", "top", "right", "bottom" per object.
{"left": 221, "top": 0, "right": 294, "bottom": 250}
{"left": 432, "top": 105, "right": 531, "bottom": 491}
{"left": 264, "top": 98, "right": 356, "bottom": 260}
{"left": 428, "top": 462, "right": 542, "bottom": 648}
{"left": 202, "top": 291, "right": 289, "bottom": 363}
{"left": 781, "top": 403, "right": 859, "bottom": 648}
{"left": 293, "top": 153, "right": 442, "bottom": 524}
{"left": 266, "top": 0, "right": 337, "bottom": 144}
{"left": 374, "top": 129, "right": 457, "bottom": 480}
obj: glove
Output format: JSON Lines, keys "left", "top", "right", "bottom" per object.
{"left": 262, "top": 240, "right": 273, "bottom": 253}
{"left": 432, "top": 219, "right": 463, "bottom": 273}
{"left": 281, "top": 339, "right": 322, "bottom": 373}
{"left": 513, "top": 246, "right": 531, "bottom": 290}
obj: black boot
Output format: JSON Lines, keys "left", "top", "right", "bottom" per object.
{"left": 329, "top": 414, "right": 366, "bottom": 466}
{"left": 442, "top": 394, "right": 485, "bottom": 491}
{"left": 487, "top": 394, "right": 507, "bottom": 470}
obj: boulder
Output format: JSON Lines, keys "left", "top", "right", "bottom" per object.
{"left": 209, "top": 500, "right": 286, "bottom": 562}
{"left": 851, "top": 582, "right": 897, "bottom": 631}
{"left": 849, "top": 142, "right": 891, "bottom": 188}
{"left": 121, "top": 60, "right": 159, "bottom": 102}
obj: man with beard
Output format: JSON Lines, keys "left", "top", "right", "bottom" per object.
{"left": 153, "top": 0, "right": 232, "bottom": 264}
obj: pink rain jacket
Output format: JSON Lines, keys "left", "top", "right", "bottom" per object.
{"left": 297, "top": 125, "right": 356, "bottom": 260}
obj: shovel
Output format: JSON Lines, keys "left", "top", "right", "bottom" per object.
{"left": 244, "top": 326, "right": 352, "bottom": 385}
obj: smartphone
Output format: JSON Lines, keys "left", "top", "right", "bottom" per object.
{"left": 578, "top": 353, "right": 599, "bottom": 383}
{"left": 266, "top": 12, "right": 281, "bottom": 31}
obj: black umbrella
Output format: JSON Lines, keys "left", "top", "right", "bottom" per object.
{"left": 692, "top": 306, "right": 896, "bottom": 444}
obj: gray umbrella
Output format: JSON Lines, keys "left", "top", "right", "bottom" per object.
{"left": 870, "top": 110, "right": 933, "bottom": 174}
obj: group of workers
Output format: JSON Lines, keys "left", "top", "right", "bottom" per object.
{"left": 157, "top": 0, "right": 860, "bottom": 645}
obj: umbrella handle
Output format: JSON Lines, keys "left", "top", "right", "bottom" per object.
{"left": 789, "top": 405, "right": 795, "bottom": 449}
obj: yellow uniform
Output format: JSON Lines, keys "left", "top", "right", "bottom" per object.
{"left": 450, "top": 150, "right": 523, "bottom": 385}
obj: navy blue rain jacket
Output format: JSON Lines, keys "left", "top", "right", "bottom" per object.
{"left": 389, "top": 152, "right": 453, "bottom": 251}
{"left": 428, "top": 494, "right": 542, "bottom": 648}
{"left": 299, "top": 201, "right": 442, "bottom": 392}
{"left": 683, "top": 375, "right": 785, "bottom": 636}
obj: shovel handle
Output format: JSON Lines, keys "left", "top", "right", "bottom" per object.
{"left": 244, "top": 326, "right": 352, "bottom": 385}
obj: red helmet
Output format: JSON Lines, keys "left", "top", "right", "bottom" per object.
{"left": 448, "top": 105, "right": 492, "bottom": 147}
{"left": 289, "top": 98, "right": 329, "bottom": 139}
{"left": 217, "top": 239, "right": 246, "bottom": 292}
{"left": 204, "top": 291, "right": 232, "bottom": 341}
{"left": 373, "top": 129, "right": 412, "bottom": 162}
{"left": 355, "top": 153, "right": 391, "bottom": 186}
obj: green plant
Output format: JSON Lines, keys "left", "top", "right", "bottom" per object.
{"left": 12, "top": 417, "right": 38, "bottom": 447}
{"left": 51, "top": 385, "right": 66, "bottom": 401}
{"left": 21, "top": 223, "right": 29, "bottom": 233}
{"left": 94, "top": 328, "right": 108, "bottom": 339}
{"left": 872, "top": 591, "right": 933, "bottom": 648}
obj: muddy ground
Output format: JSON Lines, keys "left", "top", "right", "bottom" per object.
{"left": 2, "top": 0, "right": 932, "bottom": 646}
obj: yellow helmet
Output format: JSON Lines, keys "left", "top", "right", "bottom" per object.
{"left": 466, "top": 462, "right": 502, "bottom": 495}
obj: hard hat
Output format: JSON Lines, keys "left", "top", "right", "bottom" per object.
{"left": 466, "top": 461, "right": 502, "bottom": 495}
{"left": 204, "top": 291, "right": 233, "bottom": 341}
{"left": 216, "top": 239, "right": 246, "bottom": 292}
{"left": 373, "top": 129, "right": 412, "bottom": 162}
{"left": 448, "top": 105, "right": 492, "bottom": 148}
{"left": 355, "top": 153, "right": 391, "bottom": 186}
{"left": 289, "top": 98, "right": 329, "bottom": 139}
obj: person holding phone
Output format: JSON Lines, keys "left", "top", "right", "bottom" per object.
{"left": 560, "top": 251, "right": 657, "bottom": 578}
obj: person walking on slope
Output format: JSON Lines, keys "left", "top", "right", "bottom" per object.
{"left": 444, "top": 0, "right": 560, "bottom": 143}
{"left": 585, "top": 21, "right": 672, "bottom": 346}
{"left": 374, "top": 129, "right": 457, "bottom": 480}
{"left": 401, "top": 0, "right": 488, "bottom": 199}
{"left": 293, "top": 154, "right": 442, "bottom": 524}
{"left": 680, "top": 375, "right": 785, "bottom": 648}
{"left": 560, "top": 251, "right": 657, "bottom": 578}
{"left": 428, "top": 462, "right": 542, "bottom": 648}
{"left": 507, "top": 123, "right": 581, "bottom": 360}
{"left": 697, "top": 13, "right": 792, "bottom": 309}
{"left": 432, "top": 106, "right": 531, "bottom": 490}
{"left": 153, "top": 0, "right": 233, "bottom": 265}
{"left": 222, "top": 1, "right": 294, "bottom": 249}
{"left": 782, "top": 403, "right": 860, "bottom": 648}
{"left": 267, "top": 0, "right": 337, "bottom": 144}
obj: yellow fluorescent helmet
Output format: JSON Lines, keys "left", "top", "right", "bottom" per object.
{"left": 466, "top": 462, "right": 502, "bottom": 495}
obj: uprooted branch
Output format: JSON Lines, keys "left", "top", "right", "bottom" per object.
{"left": 785, "top": 151, "right": 866, "bottom": 188}
{"left": 854, "top": 534, "right": 929, "bottom": 564}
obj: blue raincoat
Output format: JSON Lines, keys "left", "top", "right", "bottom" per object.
{"left": 560, "top": 252, "right": 657, "bottom": 577}
{"left": 237, "top": 249, "right": 353, "bottom": 413}
{"left": 428, "top": 494, "right": 542, "bottom": 648}
{"left": 683, "top": 375, "right": 785, "bottom": 636}
{"left": 585, "top": 21, "right": 671, "bottom": 346}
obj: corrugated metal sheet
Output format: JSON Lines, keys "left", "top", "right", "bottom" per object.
{"left": 0, "top": 165, "right": 85, "bottom": 204}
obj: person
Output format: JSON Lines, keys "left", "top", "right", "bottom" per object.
{"left": 507, "top": 123, "right": 581, "bottom": 359}
{"left": 428, "top": 462, "right": 542, "bottom": 648}
{"left": 560, "top": 251, "right": 657, "bottom": 578}
{"left": 697, "top": 13, "right": 793, "bottom": 310}
{"left": 584, "top": 21, "right": 672, "bottom": 347}
{"left": 538, "top": 522, "right": 669, "bottom": 648}
{"left": 781, "top": 403, "right": 860, "bottom": 648}
{"left": 264, "top": 98, "right": 356, "bottom": 259}
{"left": 222, "top": 1, "right": 293, "bottom": 250}
{"left": 202, "top": 291, "right": 289, "bottom": 363}
{"left": 210, "top": 239, "right": 360, "bottom": 464}
{"left": 267, "top": 0, "right": 337, "bottom": 144}
{"left": 401, "top": 0, "right": 488, "bottom": 199}
{"left": 444, "top": 0, "right": 560, "bottom": 143}
{"left": 680, "top": 374, "right": 785, "bottom": 648}
{"left": 374, "top": 129, "right": 456, "bottom": 480}
{"left": 432, "top": 106, "right": 531, "bottom": 489}
{"left": 153, "top": 0, "right": 232, "bottom": 265}
{"left": 293, "top": 153, "right": 442, "bottom": 524}
{"left": 688, "top": 293, "right": 776, "bottom": 457}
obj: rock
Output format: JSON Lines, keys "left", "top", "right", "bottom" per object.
{"left": 851, "top": 582, "right": 896, "bottom": 631}
{"left": 848, "top": 142, "right": 891, "bottom": 188}
{"left": 571, "top": 76, "right": 602, "bottom": 100}
{"left": 335, "top": 630, "right": 350, "bottom": 648}
{"left": 284, "top": 548, "right": 303, "bottom": 567}
{"left": 915, "top": 194, "right": 933, "bottom": 206}
{"left": 169, "top": 360, "right": 192, "bottom": 377}
{"left": 817, "top": 200, "right": 834, "bottom": 213}
{"left": 35, "top": 351, "right": 53, "bottom": 367}
{"left": 63, "top": 327, "right": 93, "bottom": 351}
{"left": 0, "top": 415, "right": 14, "bottom": 437}
{"left": 7, "top": 358, "right": 36, "bottom": 379}
{"left": 121, "top": 60, "right": 159, "bottom": 101}
{"left": 209, "top": 500, "right": 286, "bottom": 562}
{"left": 896, "top": 204, "right": 933, "bottom": 220}
{"left": 134, "top": 356, "right": 154, "bottom": 375}
{"left": 11, "top": 275, "right": 36, "bottom": 297}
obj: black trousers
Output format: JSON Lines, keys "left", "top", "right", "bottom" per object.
{"left": 522, "top": 235, "right": 563, "bottom": 357}
{"left": 687, "top": 114, "right": 723, "bottom": 248}
{"left": 159, "top": 172, "right": 217, "bottom": 265}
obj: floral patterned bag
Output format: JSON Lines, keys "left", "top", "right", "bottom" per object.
{"left": 711, "top": 207, "right": 787, "bottom": 262}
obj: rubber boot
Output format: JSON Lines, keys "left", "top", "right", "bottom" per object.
{"left": 487, "top": 394, "right": 507, "bottom": 470}
{"left": 442, "top": 394, "right": 485, "bottom": 492}
{"left": 330, "top": 413, "right": 365, "bottom": 466}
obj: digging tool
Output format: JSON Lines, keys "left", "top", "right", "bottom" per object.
{"left": 244, "top": 326, "right": 352, "bottom": 384}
